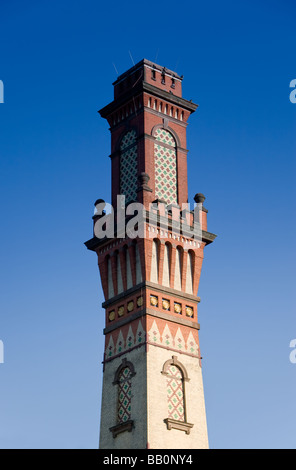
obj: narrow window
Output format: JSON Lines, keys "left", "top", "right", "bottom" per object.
{"left": 150, "top": 239, "right": 159, "bottom": 283}
{"left": 166, "top": 364, "right": 185, "bottom": 421}
{"left": 154, "top": 128, "right": 177, "bottom": 204}
{"left": 109, "top": 359, "right": 136, "bottom": 437}
{"left": 162, "top": 357, "right": 193, "bottom": 434}
{"left": 117, "top": 366, "right": 132, "bottom": 423}
{"left": 120, "top": 129, "right": 138, "bottom": 204}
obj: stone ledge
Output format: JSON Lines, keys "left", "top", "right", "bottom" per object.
{"left": 109, "top": 419, "right": 134, "bottom": 438}
{"left": 103, "top": 307, "right": 200, "bottom": 335}
{"left": 164, "top": 418, "right": 194, "bottom": 435}
{"left": 102, "top": 281, "right": 201, "bottom": 309}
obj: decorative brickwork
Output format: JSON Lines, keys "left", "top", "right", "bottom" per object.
{"left": 85, "top": 59, "right": 216, "bottom": 449}
{"left": 155, "top": 128, "right": 176, "bottom": 147}
{"left": 118, "top": 366, "right": 132, "bottom": 423}
{"left": 166, "top": 364, "right": 185, "bottom": 421}
{"left": 120, "top": 130, "right": 138, "bottom": 204}
{"left": 120, "top": 129, "right": 137, "bottom": 150}
{"left": 147, "top": 319, "right": 199, "bottom": 357}
{"left": 104, "top": 319, "right": 146, "bottom": 360}
{"left": 154, "top": 129, "right": 177, "bottom": 204}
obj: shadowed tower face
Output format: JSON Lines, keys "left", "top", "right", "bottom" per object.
{"left": 85, "top": 59, "right": 216, "bottom": 449}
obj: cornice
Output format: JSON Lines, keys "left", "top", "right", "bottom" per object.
{"left": 99, "top": 81, "right": 198, "bottom": 119}
{"left": 103, "top": 305, "right": 200, "bottom": 335}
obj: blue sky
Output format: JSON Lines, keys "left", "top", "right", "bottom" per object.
{"left": 0, "top": 0, "right": 295, "bottom": 449}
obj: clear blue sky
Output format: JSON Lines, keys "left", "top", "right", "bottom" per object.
{"left": 0, "top": 0, "right": 295, "bottom": 449}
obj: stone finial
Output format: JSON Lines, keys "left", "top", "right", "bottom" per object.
{"left": 194, "top": 193, "right": 206, "bottom": 204}
{"left": 94, "top": 198, "right": 106, "bottom": 209}
{"left": 137, "top": 172, "right": 152, "bottom": 192}
{"left": 93, "top": 199, "right": 106, "bottom": 219}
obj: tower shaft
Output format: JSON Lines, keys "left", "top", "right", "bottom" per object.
{"left": 85, "top": 59, "right": 216, "bottom": 449}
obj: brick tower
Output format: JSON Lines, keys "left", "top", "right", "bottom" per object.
{"left": 85, "top": 59, "right": 216, "bottom": 449}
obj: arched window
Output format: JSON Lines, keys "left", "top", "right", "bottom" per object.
{"left": 174, "top": 246, "right": 183, "bottom": 291}
{"left": 115, "top": 250, "right": 123, "bottom": 295}
{"left": 166, "top": 363, "right": 185, "bottom": 421}
{"left": 162, "top": 356, "right": 193, "bottom": 434}
{"left": 134, "top": 241, "right": 142, "bottom": 284}
{"left": 106, "top": 255, "right": 114, "bottom": 299}
{"left": 154, "top": 128, "right": 177, "bottom": 205}
{"left": 117, "top": 366, "right": 132, "bottom": 423}
{"left": 120, "top": 129, "right": 138, "bottom": 204}
{"left": 162, "top": 243, "right": 171, "bottom": 287}
{"left": 185, "top": 250, "right": 194, "bottom": 295}
{"left": 123, "top": 245, "right": 133, "bottom": 290}
{"left": 150, "top": 238, "right": 159, "bottom": 283}
{"left": 110, "top": 359, "right": 136, "bottom": 438}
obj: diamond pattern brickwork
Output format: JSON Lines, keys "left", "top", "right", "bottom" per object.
{"left": 155, "top": 128, "right": 176, "bottom": 147}
{"left": 154, "top": 129, "right": 177, "bottom": 204}
{"left": 120, "top": 130, "right": 137, "bottom": 204}
{"left": 120, "top": 129, "right": 137, "bottom": 150}
{"left": 166, "top": 365, "right": 185, "bottom": 421}
{"left": 118, "top": 366, "right": 132, "bottom": 423}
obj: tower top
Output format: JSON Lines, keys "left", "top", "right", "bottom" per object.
{"left": 100, "top": 58, "right": 197, "bottom": 122}
{"left": 114, "top": 58, "right": 184, "bottom": 83}
{"left": 112, "top": 58, "right": 184, "bottom": 99}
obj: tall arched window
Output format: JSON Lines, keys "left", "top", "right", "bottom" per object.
{"left": 162, "top": 356, "right": 193, "bottom": 434}
{"left": 150, "top": 238, "right": 159, "bottom": 283}
{"left": 123, "top": 245, "right": 133, "bottom": 290}
{"left": 166, "top": 363, "right": 185, "bottom": 421}
{"left": 162, "top": 243, "right": 171, "bottom": 287}
{"left": 134, "top": 242, "right": 142, "bottom": 284}
{"left": 185, "top": 250, "right": 194, "bottom": 295}
{"left": 106, "top": 255, "right": 114, "bottom": 299}
{"left": 110, "top": 359, "right": 136, "bottom": 438}
{"left": 114, "top": 250, "right": 123, "bottom": 295}
{"left": 117, "top": 366, "right": 132, "bottom": 423}
{"left": 120, "top": 129, "right": 138, "bottom": 204}
{"left": 174, "top": 246, "right": 183, "bottom": 291}
{"left": 154, "top": 128, "right": 177, "bottom": 205}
